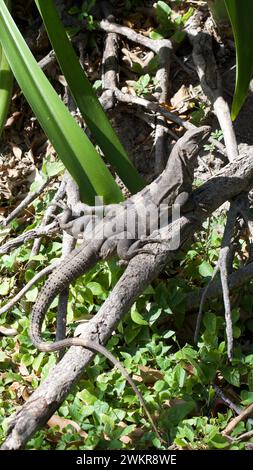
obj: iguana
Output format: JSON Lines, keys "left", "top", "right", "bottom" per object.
{"left": 29, "top": 125, "right": 210, "bottom": 439}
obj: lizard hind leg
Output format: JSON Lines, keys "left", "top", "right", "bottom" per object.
{"left": 117, "top": 237, "right": 167, "bottom": 261}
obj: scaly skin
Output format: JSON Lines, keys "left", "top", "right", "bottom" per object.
{"left": 30, "top": 126, "right": 211, "bottom": 441}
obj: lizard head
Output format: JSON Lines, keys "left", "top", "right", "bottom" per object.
{"left": 184, "top": 125, "right": 211, "bottom": 159}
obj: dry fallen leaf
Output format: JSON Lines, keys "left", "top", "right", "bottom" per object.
{"left": 139, "top": 365, "right": 164, "bottom": 384}
{"left": 5, "top": 112, "right": 23, "bottom": 129}
{"left": 171, "top": 85, "right": 191, "bottom": 113}
{"left": 47, "top": 415, "right": 88, "bottom": 439}
{"left": 10, "top": 142, "right": 23, "bottom": 159}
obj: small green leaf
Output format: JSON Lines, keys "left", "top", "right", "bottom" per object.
{"left": 171, "top": 30, "right": 185, "bottom": 43}
{"left": 209, "top": 433, "right": 229, "bottom": 449}
{"left": 86, "top": 282, "right": 105, "bottom": 297}
{"left": 156, "top": 1, "right": 172, "bottom": 27}
{"left": 221, "top": 367, "right": 240, "bottom": 387}
{"left": 173, "top": 365, "right": 186, "bottom": 388}
{"left": 154, "top": 380, "right": 166, "bottom": 392}
{"left": 165, "top": 401, "right": 195, "bottom": 426}
{"left": 203, "top": 312, "right": 217, "bottom": 333}
{"left": 131, "top": 306, "right": 148, "bottom": 326}
{"left": 199, "top": 261, "right": 214, "bottom": 278}
{"left": 21, "top": 353, "right": 34, "bottom": 366}
{"left": 44, "top": 160, "right": 65, "bottom": 178}
{"left": 0, "top": 279, "right": 11, "bottom": 295}
{"left": 32, "top": 352, "right": 44, "bottom": 372}
{"left": 240, "top": 390, "right": 253, "bottom": 405}
{"left": 232, "top": 325, "right": 241, "bottom": 339}
{"left": 25, "top": 287, "right": 39, "bottom": 302}
{"left": 149, "top": 31, "right": 164, "bottom": 40}
{"left": 248, "top": 370, "right": 253, "bottom": 392}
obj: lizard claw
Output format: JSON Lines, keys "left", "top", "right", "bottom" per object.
{"left": 49, "top": 200, "right": 69, "bottom": 211}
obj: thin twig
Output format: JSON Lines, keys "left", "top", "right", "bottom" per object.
{"left": 195, "top": 204, "right": 238, "bottom": 360}
{"left": 113, "top": 88, "right": 226, "bottom": 154}
{"left": 30, "top": 174, "right": 67, "bottom": 258}
{"left": 99, "top": 19, "right": 172, "bottom": 54}
{"left": 0, "top": 222, "right": 58, "bottom": 255}
{"left": 1, "top": 179, "right": 51, "bottom": 227}
{"left": 153, "top": 41, "right": 171, "bottom": 174}
{"left": 185, "top": 13, "right": 238, "bottom": 162}
{"left": 0, "top": 263, "right": 59, "bottom": 316}
{"left": 213, "top": 384, "right": 241, "bottom": 415}
{"left": 186, "top": 259, "right": 253, "bottom": 311}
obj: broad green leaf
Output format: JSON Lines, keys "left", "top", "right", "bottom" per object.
{"left": 221, "top": 366, "right": 240, "bottom": 387}
{"left": 0, "top": 0, "right": 122, "bottom": 204}
{"left": 35, "top": 0, "right": 144, "bottom": 194}
{"left": 224, "top": 0, "right": 253, "bottom": 119}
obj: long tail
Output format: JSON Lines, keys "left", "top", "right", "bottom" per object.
{"left": 31, "top": 334, "right": 162, "bottom": 441}
{"left": 30, "top": 242, "right": 100, "bottom": 342}
{"left": 30, "top": 242, "right": 162, "bottom": 441}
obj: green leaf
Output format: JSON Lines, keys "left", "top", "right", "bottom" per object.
{"left": 240, "top": 390, "right": 253, "bottom": 405}
{"left": 221, "top": 367, "right": 240, "bottom": 387}
{"left": 86, "top": 282, "right": 106, "bottom": 297}
{"left": 224, "top": 0, "right": 253, "bottom": 119}
{"left": 21, "top": 353, "right": 34, "bottom": 367}
{"left": 156, "top": 1, "right": 172, "bottom": 27}
{"left": 0, "top": 2, "right": 13, "bottom": 137}
{"left": 35, "top": 0, "right": 144, "bottom": 194}
{"left": 203, "top": 312, "right": 217, "bottom": 333}
{"left": 199, "top": 261, "right": 213, "bottom": 278}
{"left": 32, "top": 352, "right": 44, "bottom": 372}
{"left": 44, "top": 160, "right": 65, "bottom": 178}
{"left": 0, "top": 0, "right": 122, "bottom": 204}
{"left": 130, "top": 304, "right": 148, "bottom": 325}
{"left": 208, "top": 433, "right": 229, "bottom": 449}
{"left": 171, "top": 30, "right": 186, "bottom": 44}
{"left": 0, "top": 279, "right": 11, "bottom": 295}
{"left": 25, "top": 287, "right": 39, "bottom": 302}
{"left": 247, "top": 370, "right": 253, "bottom": 392}
{"left": 149, "top": 31, "right": 164, "bottom": 40}
{"left": 165, "top": 401, "right": 195, "bottom": 426}
{"left": 173, "top": 364, "right": 186, "bottom": 388}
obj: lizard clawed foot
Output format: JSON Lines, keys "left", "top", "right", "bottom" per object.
{"left": 49, "top": 200, "right": 69, "bottom": 212}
